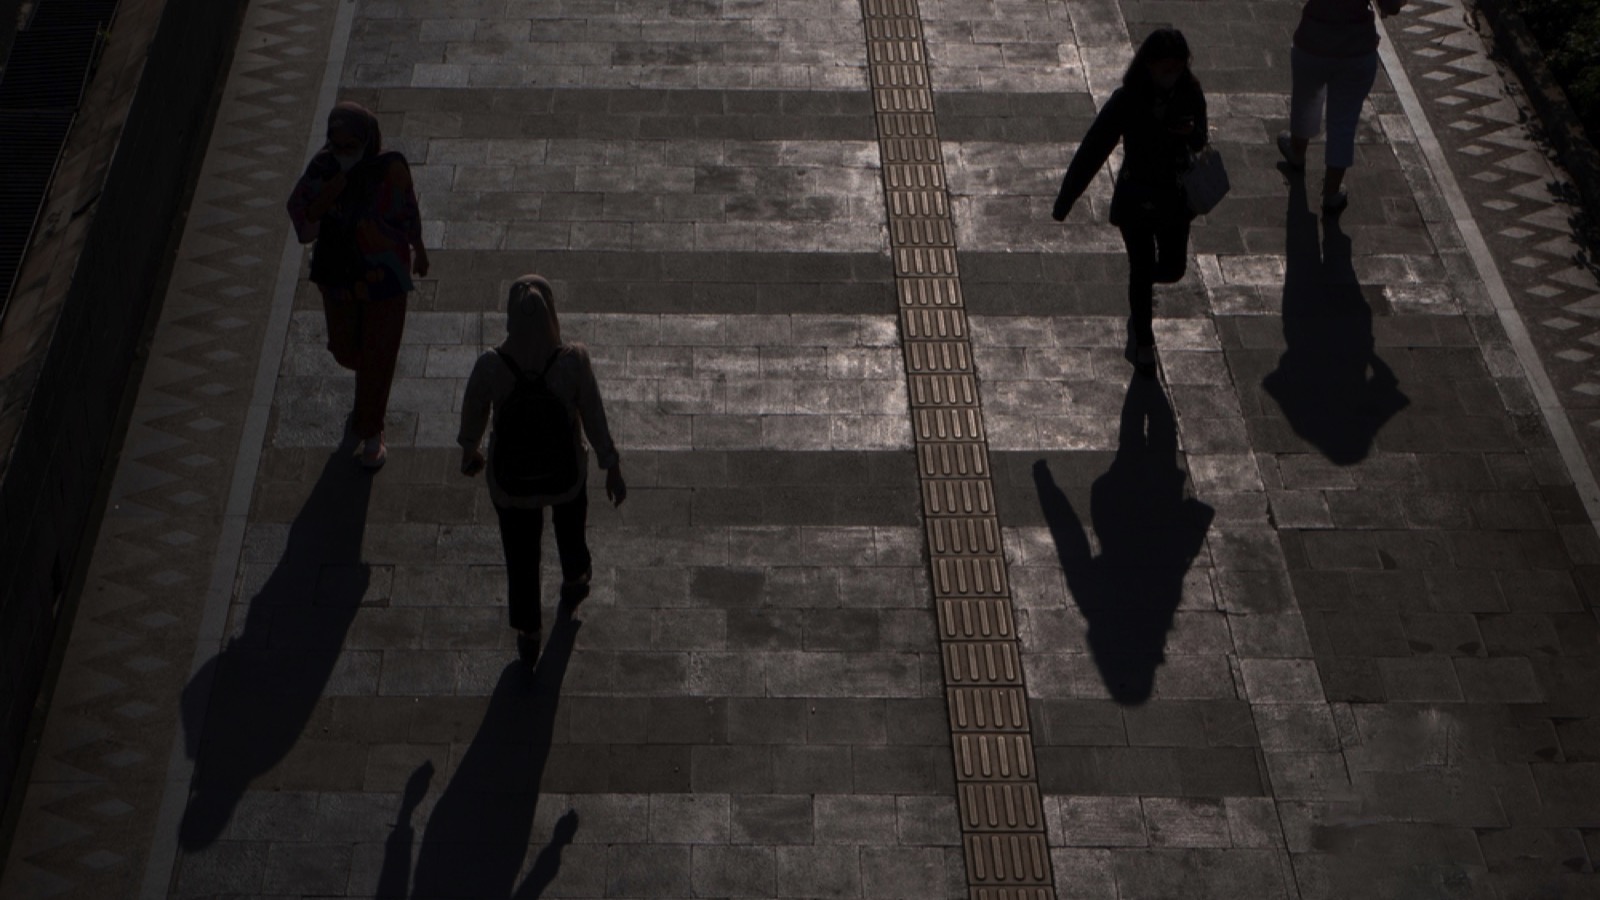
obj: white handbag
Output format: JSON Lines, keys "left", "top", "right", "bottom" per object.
{"left": 1181, "top": 141, "right": 1230, "bottom": 215}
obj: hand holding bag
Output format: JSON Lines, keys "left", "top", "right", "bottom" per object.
{"left": 1181, "top": 138, "right": 1230, "bottom": 216}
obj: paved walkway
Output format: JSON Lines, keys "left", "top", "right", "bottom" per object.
{"left": 3, "top": 0, "right": 1600, "bottom": 896}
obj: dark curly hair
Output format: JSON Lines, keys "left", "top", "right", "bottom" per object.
{"left": 1123, "top": 27, "right": 1199, "bottom": 90}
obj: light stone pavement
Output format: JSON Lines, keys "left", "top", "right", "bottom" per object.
{"left": 3, "top": 0, "right": 1600, "bottom": 895}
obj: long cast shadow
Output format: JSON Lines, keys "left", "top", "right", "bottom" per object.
{"left": 1033, "top": 377, "right": 1214, "bottom": 705}
{"left": 380, "top": 608, "right": 582, "bottom": 899}
{"left": 178, "top": 444, "right": 374, "bottom": 849}
{"left": 1261, "top": 172, "right": 1409, "bottom": 465}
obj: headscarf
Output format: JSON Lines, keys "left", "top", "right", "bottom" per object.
{"left": 503, "top": 275, "right": 562, "bottom": 361}
{"left": 324, "top": 101, "right": 383, "bottom": 161}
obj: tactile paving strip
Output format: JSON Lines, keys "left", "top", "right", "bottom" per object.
{"left": 856, "top": 0, "right": 1057, "bottom": 896}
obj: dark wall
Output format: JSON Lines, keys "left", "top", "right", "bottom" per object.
{"left": 0, "top": 0, "right": 30, "bottom": 70}
{"left": 0, "top": 0, "right": 249, "bottom": 825}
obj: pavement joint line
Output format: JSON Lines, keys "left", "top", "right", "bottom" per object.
{"left": 1375, "top": 15, "right": 1600, "bottom": 538}
{"left": 134, "top": 0, "right": 360, "bottom": 895}
{"left": 858, "top": 0, "right": 1056, "bottom": 896}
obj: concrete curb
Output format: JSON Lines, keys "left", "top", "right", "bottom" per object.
{"left": 1470, "top": 0, "right": 1600, "bottom": 258}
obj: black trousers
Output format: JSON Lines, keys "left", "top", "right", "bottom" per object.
{"left": 493, "top": 486, "right": 590, "bottom": 632}
{"left": 1118, "top": 217, "right": 1192, "bottom": 348}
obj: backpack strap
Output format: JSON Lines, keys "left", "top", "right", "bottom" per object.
{"left": 496, "top": 347, "right": 564, "bottom": 383}
{"left": 495, "top": 349, "right": 529, "bottom": 383}
{"left": 535, "top": 347, "right": 563, "bottom": 379}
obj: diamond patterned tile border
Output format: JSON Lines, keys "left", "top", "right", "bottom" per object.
{"left": 1384, "top": 0, "right": 1600, "bottom": 462}
{"left": 0, "top": 0, "right": 340, "bottom": 896}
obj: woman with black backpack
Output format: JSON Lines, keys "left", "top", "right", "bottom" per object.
{"left": 287, "top": 102, "right": 428, "bottom": 468}
{"left": 458, "top": 275, "right": 626, "bottom": 666}
{"left": 1051, "top": 29, "right": 1208, "bottom": 377}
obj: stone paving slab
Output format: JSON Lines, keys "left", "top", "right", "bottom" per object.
{"left": 6, "top": 0, "right": 1600, "bottom": 894}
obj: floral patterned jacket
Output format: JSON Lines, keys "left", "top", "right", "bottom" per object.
{"left": 287, "top": 150, "right": 422, "bottom": 299}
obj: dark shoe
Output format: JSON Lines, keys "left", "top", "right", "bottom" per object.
{"left": 1134, "top": 345, "right": 1157, "bottom": 378}
{"left": 1321, "top": 190, "right": 1348, "bottom": 216}
{"left": 516, "top": 628, "right": 541, "bottom": 667}
{"left": 560, "top": 568, "right": 592, "bottom": 607}
{"left": 1277, "top": 132, "right": 1305, "bottom": 172}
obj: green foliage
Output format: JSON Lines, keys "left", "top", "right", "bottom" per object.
{"left": 1514, "top": 0, "right": 1600, "bottom": 146}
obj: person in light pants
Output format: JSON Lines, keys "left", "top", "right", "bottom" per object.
{"left": 1278, "top": 0, "right": 1405, "bottom": 214}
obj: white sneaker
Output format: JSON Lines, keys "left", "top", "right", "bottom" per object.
{"left": 360, "top": 432, "right": 386, "bottom": 469}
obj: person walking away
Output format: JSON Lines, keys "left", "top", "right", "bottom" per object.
{"left": 1277, "top": 0, "right": 1405, "bottom": 214}
{"left": 287, "top": 101, "right": 429, "bottom": 469}
{"left": 458, "top": 275, "right": 626, "bottom": 667}
{"left": 1052, "top": 29, "right": 1208, "bottom": 377}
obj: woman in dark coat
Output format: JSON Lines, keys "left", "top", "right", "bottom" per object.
{"left": 1052, "top": 29, "right": 1207, "bottom": 377}
{"left": 287, "top": 102, "right": 429, "bottom": 468}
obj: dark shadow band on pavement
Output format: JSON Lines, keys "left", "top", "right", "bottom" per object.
{"left": 1034, "top": 376, "right": 1214, "bottom": 705}
{"left": 1262, "top": 168, "right": 1410, "bottom": 465}
{"left": 177, "top": 440, "right": 375, "bottom": 850}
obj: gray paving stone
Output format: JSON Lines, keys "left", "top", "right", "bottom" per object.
{"left": 804, "top": 699, "right": 887, "bottom": 745}
{"left": 731, "top": 795, "right": 813, "bottom": 845}
{"left": 260, "top": 841, "right": 352, "bottom": 895}
{"left": 775, "top": 845, "right": 861, "bottom": 899}
{"left": 859, "top": 846, "right": 951, "bottom": 900}
{"left": 690, "top": 745, "right": 773, "bottom": 793}
{"left": 647, "top": 793, "right": 730, "bottom": 844}
{"left": 770, "top": 745, "right": 853, "bottom": 794}
{"left": 174, "top": 840, "right": 268, "bottom": 897}
{"left": 604, "top": 844, "right": 693, "bottom": 898}
{"left": 814, "top": 794, "right": 899, "bottom": 846}
{"left": 1141, "top": 797, "right": 1231, "bottom": 849}
{"left": 1051, "top": 796, "right": 1149, "bottom": 847}
{"left": 691, "top": 845, "right": 777, "bottom": 897}
{"left": 1048, "top": 847, "right": 1120, "bottom": 899}
{"left": 1111, "top": 848, "right": 1292, "bottom": 899}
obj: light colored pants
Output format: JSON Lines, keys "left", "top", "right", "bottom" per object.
{"left": 1289, "top": 46, "right": 1379, "bottom": 170}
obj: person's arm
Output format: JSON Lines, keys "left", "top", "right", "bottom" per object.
{"left": 1053, "top": 90, "right": 1126, "bottom": 221}
{"left": 385, "top": 157, "right": 429, "bottom": 277}
{"left": 286, "top": 161, "right": 334, "bottom": 244}
{"left": 1186, "top": 88, "right": 1209, "bottom": 152}
{"left": 457, "top": 354, "right": 494, "bottom": 475}
{"left": 571, "top": 346, "right": 626, "bottom": 506}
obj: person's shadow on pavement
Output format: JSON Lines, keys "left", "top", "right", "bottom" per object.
{"left": 177, "top": 443, "right": 375, "bottom": 850}
{"left": 1262, "top": 171, "right": 1409, "bottom": 465}
{"left": 377, "top": 608, "right": 582, "bottom": 898}
{"left": 1033, "top": 376, "right": 1214, "bottom": 705}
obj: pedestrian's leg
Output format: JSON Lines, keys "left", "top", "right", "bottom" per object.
{"left": 1322, "top": 52, "right": 1379, "bottom": 202}
{"left": 552, "top": 485, "right": 593, "bottom": 603}
{"left": 319, "top": 284, "right": 363, "bottom": 370}
{"left": 494, "top": 504, "right": 546, "bottom": 634}
{"left": 1288, "top": 46, "right": 1329, "bottom": 158}
{"left": 1119, "top": 223, "right": 1158, "bottom": 349}
{"left": 352, "top": 290, "right": 408, "bottom": 440}
{"left": 1152, "top": 219, "right": 1193, "bottom": 285}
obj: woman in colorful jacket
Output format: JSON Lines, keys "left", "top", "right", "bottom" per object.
{"left": 287, "top": 101, "right": 429, "bottom": 469}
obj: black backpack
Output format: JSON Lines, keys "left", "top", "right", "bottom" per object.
{"left": 492, "top": 348, "right": 579, "bottom": 497}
